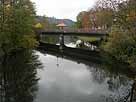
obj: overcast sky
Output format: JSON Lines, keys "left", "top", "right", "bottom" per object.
{"left": 31, "top": 0, "right": 97, "bottom": 21}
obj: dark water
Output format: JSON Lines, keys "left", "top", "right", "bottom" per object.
{"left": 0, "top": 50, "right": 133, "bottom": 102}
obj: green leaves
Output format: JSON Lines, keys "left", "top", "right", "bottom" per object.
{"left": 0, "top": 0, "right": 37, "bottom": 54}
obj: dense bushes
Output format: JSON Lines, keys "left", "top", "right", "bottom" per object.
{"left": 102, "top": 0, "right": 136, "bottom": 69}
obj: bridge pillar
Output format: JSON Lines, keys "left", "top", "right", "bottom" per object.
{"left": 59, "top": 34, "right": 65, "bottom": 50}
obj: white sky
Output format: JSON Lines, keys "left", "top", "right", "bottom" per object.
{"left": 31, "top": 0, "right": 97, "bottom": 21}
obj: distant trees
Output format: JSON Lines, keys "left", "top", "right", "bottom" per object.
{"left": 35, "top": 16, "right": 49, "bottom": 30}
{"left": 0, "top": 0, "right": 38, "bottom": 55}
{"left": 76, "top": 11, "right": 84, "bottom": 28}
{"left": 76, "top": 11, "right": 91, "bottom": 28}
{"left": 76, "top": 1, "right": 114, "bottom": 30}
{"left": 34, "top": 16, "right": 58, "bottom": 31}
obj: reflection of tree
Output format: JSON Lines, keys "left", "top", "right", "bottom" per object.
{"left": 87, "top": 64, "right": 132, "bottom": 102}
{"left": 87, "top": 63, "right": 131, "bottom": 89}
{"left": 0, "top": 50, "right": 41, "bottom": 102}
{"left": 89, "top": 66, "right": 106, "bottom": 84}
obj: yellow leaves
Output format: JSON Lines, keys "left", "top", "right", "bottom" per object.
{"left": 34, "top": 23, "right": 43, "bottom": 29}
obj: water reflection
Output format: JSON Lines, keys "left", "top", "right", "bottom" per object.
{"left": 36, "top": 51, "right": 133, "bottom": 102}
{"left": 88, "top": 65, "right": 132, "bottom": 101}
{"left": 0, "top": 50, "right": 41, "bottom": 102}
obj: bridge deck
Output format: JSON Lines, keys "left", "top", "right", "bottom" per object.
{"left": 40, "top": 31, "right": 108, "bottom": 37}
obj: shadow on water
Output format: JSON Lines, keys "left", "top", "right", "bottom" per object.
{"left": 0, "top": 50, "right": 42, "bottom": 102}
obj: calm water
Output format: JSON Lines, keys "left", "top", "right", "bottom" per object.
{"left": 35, "top": 51, "right": 132, "bottom": 102}
{"left": 0, "top": 50, "right": 133, "bottom": 102}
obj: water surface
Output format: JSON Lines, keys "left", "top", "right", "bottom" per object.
{"left": 36, "top": 51, "right": 132, "bottom": 102}
{"left": 0, "top": 50, "right": 132, "bottom": 102}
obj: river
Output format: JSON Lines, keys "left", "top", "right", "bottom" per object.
{"left": 0, "top": 49, "right": 133, "bottom": 102}
{"left": 35, "top": 51, "right": 133, "bottom": 102}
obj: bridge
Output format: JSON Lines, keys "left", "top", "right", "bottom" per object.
{"left": 39, "top": 29, "right": 108, "bottom": 37}
{"left": 38, "top": 29, "right": 108, "bottom": 50}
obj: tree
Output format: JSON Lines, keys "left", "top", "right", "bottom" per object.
{"left": 102, "top": 0, "right": 136, "bottom": 68}
{"left": 0, "top": 0, "right": 38, "bottom": 55}
{"left": 88, "top": 8, "right": 114, "bottom": 30}
{"left": 76, "top": 11, "right": 86, "bottom": 28}
{"left": 95, "top": 0, "right": 124, "bottom": 11}
{"left": 76, "top": 3, "right": 114, "bottom": 30}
